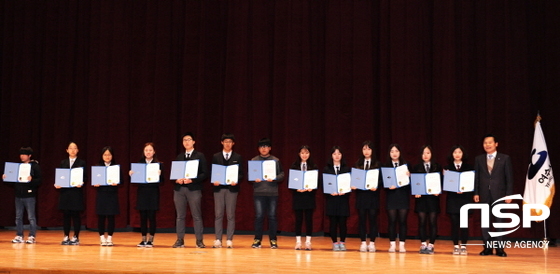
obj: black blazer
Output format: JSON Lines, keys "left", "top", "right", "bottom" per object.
{"left": 175, "top": 150, "right": 208, "bottom": 191}
{"left": 474, "top": 152, "right": 514, "bottom": 203}
{"left": 211, "top": 151, "right": 244, "bottom": 193}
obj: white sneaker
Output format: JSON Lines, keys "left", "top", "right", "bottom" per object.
{"left": 25, "top": 236, "right": 36, "bottom": 244}
{"left": 368, "top": 242, "right": 376, "bottom": 252}
{"left": 226, "top": 240, "right": 233, "bottom": 248}
{"left": 305, "top": 241, "right": 312, "bottom": 251}
{"left": 12, "top": 236, "right": 24, "bottom": 243}
{"left": 359, "top": 242, "right": 367, "bottom": 252}
{"left": 399, "top": 242, "right": 406, "bottom": 253}
{"left": 388, "top": 242, "right": 396, "bottom": 252}
{"left": 213, "top": 239, "right": 222, "bottom": 248}
{"left": 106, "top": 236, "right": 113, "bottom": 246}
{"left": 100, "top": 236, "right": 107, "bottom": 246}
{"left": 295, "top": 241, "right": 302, "bottom": 250}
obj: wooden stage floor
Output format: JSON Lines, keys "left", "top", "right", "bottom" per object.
{"left": 0, "top": 230, "right": 558, "bottom": 273}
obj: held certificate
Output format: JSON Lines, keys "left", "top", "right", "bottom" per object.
{"left": 411, "top": 172, "right": 441, "bottom": 195}
{"left": 55, "top": 167, "right": 84, "bottom": 188}
{"left": 248, "top": 160, "right": 277, "bottom": 181}
{"left": 3, "top": 162, "right": 31, "bottom": 183}
{"left": 381, "top": 164, "right": 410, "bottom": 188}
{"left": 211, "top": 164, "right": 239, "bottom": 185}
{"left": 91, "top": 165, "right": 120, "bottom": 186}
{"left": 351, "top": 168, "right": 379, "bottom": 190}
{"left": 288, "top": 169, "right": 318, "bottom": 190}
{"left": 170, "top": 160, "right": 200, "bottom": 180}
{"left": 131, "top": 163, "right": 161, "bottom": 183}
{"left": 443, "top": 170, "right": 475, "bottom": 192}
{"left": 322, "top": 173, "right": 351, "bottom": 194}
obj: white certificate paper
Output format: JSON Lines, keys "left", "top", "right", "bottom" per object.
{"left": 261, "top": 160, "right": 277, "bottom": 180}
{"left": 425, "top": 172, "right": 441, "bottom": 194}
{"left": 145, "top": 163, "right": 160, "bottom": 183}
{"left": 18, "top": 163, "right": 31, "bottom": 183}
{"left": 395, "top": 165, "right": 410, "bottom": 187}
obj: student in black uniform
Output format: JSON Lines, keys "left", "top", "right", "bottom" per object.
{"left": 383, "top": 144, "right": 410, "bottom": 253}
{"left": 411, "top": 145, "right": 441, "bottom": 255}
{"left": 290, "top": 145, "right": 318, "bottom": 251}
{"left": 211, "top": 133, "right": 244, "bottom": 249}
{"left": 55, "top": 142, "right": 87, "bottom": 245}
{"left": 352, "top": 141, "right": 380, "bottom": 252}
{"left": 93, "top": 146, "right": 120, "bottom": 246}
{"left": 444, "top": 145, "right": 473, "bottom": 255}
{"left": 130, "top": 142, "right": 162, "bottom": 248}
{"left": 324, "top": 146, "right": 351, "bottom": 251}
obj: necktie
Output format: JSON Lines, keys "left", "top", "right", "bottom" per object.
{"left": 336, "top": 166, "right": 340, "bottom": 175}
{"left": 487, "top": 154, "right": 495, "bottom": 174}
{"left": 225, "top": 153, "right": 229, "bottom": 161}
{"left": 425, "top": 163, "right": 430, "bottom": 173}
{"left": 394, "top": 162, "right": 398, "bottom": 168}
{"left": 302, "top": 163, "right": 307, "bottom": 171}
{"left": 186, "top": 153, "right": 191, "bottom": 159}
{"left": 456, "top": 165, "right": 460, "bottom": 170}
{"left": 70, "top": 159, "right": 75, "bottom": 168}
{"left": 365, "top": 161, "right": 370, "bottom": 170}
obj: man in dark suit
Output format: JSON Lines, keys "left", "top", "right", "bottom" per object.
{"left": 210, "top": 133, "right": 244, "bottom": 248}
{"left": 474, "top": 134, "right": 514, "bottom": 257}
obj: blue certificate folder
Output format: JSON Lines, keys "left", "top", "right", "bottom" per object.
{"left": 55, "top": 167, "right": 84, "bottom": 188}
{"left": 248, "top": 160, "right": 277, "bottom": 181}
{"left": 351, "top": 168, "right": 380, "bottom": 190}
{"left": 211, "top": 164, "right": 239, "bottom": 185}
{"left": 91, "top": 165, "right": 120, "bottom": 186}
{"left": 170, "top": 160, "right": 200, "bottom": 180}
{"left": 381, "top": 165, "right": 410, "bottom": 188}
{"left": 288, "top": 169, "right": 319, "bottom": 190}
{"left": 131, "top": 163, "right": 161, "bottom": 183}
{"left": 410, "top": 172, "right": 442, "bottom": 195}
{"left": 443, "top": 170, "right": 475, "bottom": 192}
{"left": 322, "top": 173, "right": 351, "bottom": 194}
{"left": 3, "top": 162, "right": 31, "bottom": 183}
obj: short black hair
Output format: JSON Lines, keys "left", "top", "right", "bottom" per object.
{"left": 182, "top": 132, "right": 195, "bottom": 140}
{"left": 19, "top": 147, "right": 33, "bottom": 155}
{"left": 483, "top": 133, "right": 498, "bottom": 143}
{"left": 221, "top": 133, "right": 235, "bottom": 142}
{"left": 258, "top": 138, "right": 272, "bottom": 147}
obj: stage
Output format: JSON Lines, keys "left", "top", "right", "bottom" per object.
{"left": 0, "top": 230, "right": 557, "bottom": 273}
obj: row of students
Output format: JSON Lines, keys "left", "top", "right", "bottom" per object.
{"left": 3, "top": 137, "right": 475, "bottom": 255}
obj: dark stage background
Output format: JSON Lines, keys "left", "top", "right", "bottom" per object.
{"left": 1, "top": 0, "right": 559, "bottom": 240}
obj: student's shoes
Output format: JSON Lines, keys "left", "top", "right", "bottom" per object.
{"left": 213, "top": 239, "right": 222, "bottom": 248}
{"left": 100, "top": 236, "right": 107, "bottom": 246}
{"left": 196, "top": 240, "right": 206, "bottom": 248}
{"left": 460, "top": 246, "right": 468, "bottom": 255}
{"left": 226, "top": 240, "right": 233, "bottom": 248}
{"left": 479, "top": 248, "right": 493, "bottom": 256}
{"left": 339, "top": 242, "right": 347, "bottom": 251}
{"left": 452, "top": 247, "right": 460, "bottom": 255}
{"left": 399, "top": 242, "right": 406, "bottom": 253}
{"left": 270, "top": 240, "right": 278, "bottom": 249}
{"left": 251, "top": 239, "right": 262, "bottom": 248}
{"left": 388, "top": 242, "right": 396, "bottom": 253}
{"left": 367, "top": 242, "right": 376, "bottom": 252}
{"left": 359, "top": 242, "right": 367, "bottom": 252}
{"left": 12, "top": 236, "right": 24, "bottom": 243}
{"left": 419, "top": 244, "right": 427, "bottom": 254}
{"left": 495, "top": 248, "right": 507, "bottom": 257}
{"left": 106, "top": 236, "right": 113, "bottom": 246}
{"left": 61, "top": 236, "right": 70, "bottom": 245}
{"left": 295, "top": 241, "right": 302, "bottom": 250}
{"left": 305, "top": 241, "right": 312, "bottom": 251}
{"left": 137, "top": 241, "right": 146, "bottom": 247}
{"left": 332, "top": 242, "right": 341, "bottom": 251}
{"left": 144, "top": 241, "right": 153, "bottom": 248}
{"left": 69, "top": 236, "right": 80, "bottom": 245}
{"left": 427, "top": 245, "right": 434, "bottom": 255}
{"left": 172, "top": 239, "right": 184, "bottom": 248}
{"left": 25, "top": 236, "right": 36, "bottom": 244}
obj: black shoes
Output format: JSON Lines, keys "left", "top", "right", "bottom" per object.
{"left": 495, "top": 248, "right": 507, "bottom": 257}
{"left": 479, "top": 248, "right": 493, "bottom": 256}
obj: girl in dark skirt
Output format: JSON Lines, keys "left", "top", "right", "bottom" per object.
{"left": 55, "top": 142, "right": 87, "bottom": 245}
{"left": 353, "top": 141, "right": 381, "bottom": 252}
{"left": 324, "top": 146, "right": 351, "bottom": 251}
{"left": 290, "top": 145, "right": 318, "bottom": 250}
{"left": 444, "top": 145, "right": 473, "bottom": 255}
{"left": 130, "top": 142, "right": 163, "bottom": 248}
{"left": 93, "top": 146, "right": 120, "bottom": 246}
{"left": 411, "top": 145, "right": 441, "bottom": 255}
